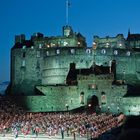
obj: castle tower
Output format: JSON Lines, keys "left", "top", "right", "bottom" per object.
{"left": 127, "top": 28, "right": 131, "bottom": 37}
{"left": 63, "top": 25, "right": 73, "bottom": 37}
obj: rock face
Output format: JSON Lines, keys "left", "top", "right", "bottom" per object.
{"left": 9, "top": 26, "right": 140, "bottom": 115}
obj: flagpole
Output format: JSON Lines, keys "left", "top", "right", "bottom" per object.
{"left": 66, "top": 0, "right": 69, "bottom": 25}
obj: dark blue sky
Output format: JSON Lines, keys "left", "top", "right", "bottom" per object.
{"left": 0, "top": 0, "right": 140, "bottom": 82}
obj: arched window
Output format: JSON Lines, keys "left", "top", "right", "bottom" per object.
{"left": 101, "top": 49, "right": 106, "bottom": 54}
{"left": 56, "top": 49, "right": 60, "bottom": 55}
{"left": 80, "top": 92, "right": 84, "bottom": 104}
{"left": 86, "top": 49, "right": 91, "bottom": 54}
{"left": 114, "top": 50, "right": 118, "bottom": 55}
{"left": 70, "top": 49, "right": 75, "bottom": 54}
{"left": 126, "top": 51, "right": 131, "bottom": 56}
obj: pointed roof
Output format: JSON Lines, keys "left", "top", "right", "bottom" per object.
{"left": 127, "top": 29, "right": 140, "bottom": 41}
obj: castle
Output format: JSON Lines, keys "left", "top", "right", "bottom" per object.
{"left": 9, "top": 26, "right": 140, "bottom": 115}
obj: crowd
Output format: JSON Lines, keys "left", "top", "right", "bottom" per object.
{"left": 0, "top": 96, "right": 125, "bottom": 139}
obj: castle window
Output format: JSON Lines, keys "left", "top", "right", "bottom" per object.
{"left": 39, "top": 44, "right": 42, "bottom": 49}
{"left": 119, "top": 43, "right": 122, "bottom": 47}
{"left": 23, "top": 52, "right": 26, "bottom": 58}
{"left": 93, "top": 42, "right": 96, "bottom": 45}
{"left": 64, "top": 41, "right": 68, "bottom": 46}
{"left": 22, "top": 60, "right": 26, "bottom": 67}
{"left": 71, "top": 98, "right": 73, "bottom": 103}
{"left": 80, "top": 92, "right": 84, "bottom": 104}
{"left": 36, "top": 61, "right": 40, "bottom": 69}
{"left": 31, "top": 46, "right": 34, "bottom": 49}
{"left": 51, "top": 43, "right": 55, "bottom": 47}
{"left": 89, "top": 84, "right": 97, "bottom": 90}
{"left": 101, "top": 94, "right": 106, "bottom": 105}
{"left": 93, "top": 42, "right": 97, "bottom": 49}
{"left": 77, "top": 42, "right": 81, "bottom": 45}
{"left": 46, "top": 51, "right": 49, "bottom": 56}
{"left": 70, "top": 49, "right": 75, "bottom": 54}
{"left": 36, "top": 51, "right": 41, "bottom": 57}
{"left": 58, "top": 41, "right": 61, "bottom": 46}
{"left": 114, "top": 50, "right": 118, "bottom": 55}
{"left": 86, "top": 49, "right": 91, "bottom": 54}
{"left": 56, "top": 49, "right": 60, "bottom": 55}
{"left": 101, "top": 49, "right": 106, "bottom": 54}
{"left": 47, "top": 44, "right": 50, "bottom": 48}
{"left": 126, "top": 51, "right": 131, "bottom": 56}
{"left": 22, "top": 45, "right": 26, "bottom": 49}
{"left": 106, "top": 43, "right": 109, "bottom": 48}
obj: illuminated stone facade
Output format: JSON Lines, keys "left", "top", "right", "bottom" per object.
{"left": 9, "top": 26, "right": 140, "bottom": 115}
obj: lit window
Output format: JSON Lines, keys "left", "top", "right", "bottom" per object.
{"left": 101, "top": 95, "right": 106, "bottom": 104}
{"left": 89, "top": 84, "right": 97, "bottom": 89}
{"left": 106, "top": 43, "right": 109, "bottom": 47}
{"left": 22, "top": 60, "right": 26, "bottom": 67}
{"left": 50, "top": 43, "right": 54, "bottom": 47}
{"left": 46, "top": 51, "right": 49, "bottom": 56}
{"left": 22, "top": 45, "right": 26, "bottom": 49}
{"left": 31, "top": 46, "right": 34, "bottom": 49}
{"left": 50, "top": 43, "right": 52, "bottom": 47}
{"left": 78, "top": 42, "right": 80, "bottom": 45}
{"left": 58, "top": 41, "right": 61, "bottom": 45}
{"left": 126, "top": 51, "right": 131, "bottom": 56}
{"left": 93, "top": 42, "right": 97, "bottom": 49}
{"left": 70, "top": 49, "right": 75, "bottom": 54}
{"left": 101, "top": 49, "right": 106, "bottom": 54}
{"left": 61, "top": 41, "right": 63, "bottom": 44}
{"left": 37, "top": 51, "right": 41, "bottom": 57}
{"left": 64, "top": 41, "right": 68, "bottom": 46}
{"left": 39, "top": 44, "right": 42, "bottom": 49}
{"left": 47, "top": 44, "right": 50, "bottom": 48}
{"left": 114, "top": 50, "right": 118, "bottom": 55}
{"left": 119, "top": 43, "right": 122, "bottom": 47}
{"left": 56, "top": 49, "right": 60, "bottom": 54}
{"left": 86, "top": 49, "right": 91, "bottom": 54}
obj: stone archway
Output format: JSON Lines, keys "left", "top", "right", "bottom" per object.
{"left": 87, "top": 95, "right": 99, "bottom": 113}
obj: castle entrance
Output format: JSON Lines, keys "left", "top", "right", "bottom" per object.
{"left": 87, "top": 95, "right": 99, "bottom": 113}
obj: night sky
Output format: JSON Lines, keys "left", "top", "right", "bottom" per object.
{"left": 0, "top": 0, "right": 140, "bottom": 82}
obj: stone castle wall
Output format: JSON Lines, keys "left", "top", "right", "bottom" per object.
{"left": 10, "top": 27, "right": 140, "bottom": 114}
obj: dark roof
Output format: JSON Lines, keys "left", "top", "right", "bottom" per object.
{"left": 12, "top": 40, "right": 34, "bottom": 49}
{"left": 125, "top": 84, "right": 140, "bottom": 97}
{"left": 127, "top": 34, "right": 140, "bottom": 41}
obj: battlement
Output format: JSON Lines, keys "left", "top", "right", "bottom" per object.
{"left": 13, "top": 26, "right": 87, "bottom": 50}
{"left": 93, "top": 34, "right": 125, "bottom": 49}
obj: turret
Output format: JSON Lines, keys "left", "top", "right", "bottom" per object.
{"left": 63, "top": 25, "right": 73, "bottom": 37}
{"left": 15, "top": 34, "right": 25, "bottom": 44}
